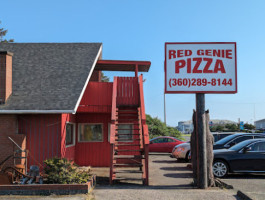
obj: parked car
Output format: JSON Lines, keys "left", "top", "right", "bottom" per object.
{"left": 171, "top": 142, "right": 190, "bottom": 161}
{"left": 149, "top": 136, "right": 184, "bottom": 152}
{"left": 213, "top": 139, "right": 265, "bottom": 178}
{"left": 212, "top": 132, "right": 233, "bottom": 142}
{"left": 213, "top": 133, "right": 265, "bottom": 150}
{"left": 171, "top": 132, "right": 233, "bottom": 161}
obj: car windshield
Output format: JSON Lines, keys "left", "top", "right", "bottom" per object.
{"left": 229, "top": 140, "right": 252, "bottom": 151}
{"left": 215, "top": 134, "right": 237, "bottom": 145}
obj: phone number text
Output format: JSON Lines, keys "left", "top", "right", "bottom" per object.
{"left": 169, "top": 78, "right": 233, "bottom": 88}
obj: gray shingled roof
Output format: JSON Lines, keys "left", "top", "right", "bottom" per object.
{"left": 0, "top": 43, "right": 102, "bottom": 113}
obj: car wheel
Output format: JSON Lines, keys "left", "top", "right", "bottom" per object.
{"left": 185, "top": 151, "right": 190, "bottom": 162}
{"left": 213, "top": 160, "right": 228, "bottom": 178}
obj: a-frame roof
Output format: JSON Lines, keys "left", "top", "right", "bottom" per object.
{"left": 0, "top": 43, "right": 102, "bottom": 113}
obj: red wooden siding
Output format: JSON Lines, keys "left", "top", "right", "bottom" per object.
{"left": 75, "top": 113, "right": 111, "bottom": 167}
{"left": 77, "top": 82, "right": 113, "bottom": 113}
{"left": 18, "top": 114, "right": 61, "bottom": 169}
{"left": 61, "top": 114, "right": 76, "bottom": 161}
{"left": 117, "top": 77, "right": 139, "bottom": 106}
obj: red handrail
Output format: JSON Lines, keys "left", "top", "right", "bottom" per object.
{"left": 110, "top": 77, "right": 117, "bottom": 144}
{"left": 111, "top": 77, "right": 118, "bottom": 122}
{"left": 139, "top": 75, "right": 146, "bottom": 123}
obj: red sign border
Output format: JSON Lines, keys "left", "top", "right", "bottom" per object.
{"left": 164, "top": 42, "right": 237, "bottom": 94}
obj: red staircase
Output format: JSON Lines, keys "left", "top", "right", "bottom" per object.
{"left": 109, "top": 76, "right": 149, "bottom": 185}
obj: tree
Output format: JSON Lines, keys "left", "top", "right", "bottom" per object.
{"left": 244, "top": 123, "right": 255, "bottom": 130}
{"left": 101, "top": 72, "right": 109, "bottom": 82}
{"left": 0, "top": 21, "right": 14, "bottom": 43}
{"left": 146, "top": 114, "right": 182, "bottom": 139}
{"left": 225, "top": 124, "right": 238, "bottom": 132}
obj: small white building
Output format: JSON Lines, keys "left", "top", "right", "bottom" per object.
{"left": 178, "top": 121, "right": 193, "bottom": 134}
{"left": 255, "top": 119, "right": 265, "bottom": 130}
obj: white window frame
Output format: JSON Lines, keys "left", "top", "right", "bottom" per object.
{"left": 65, "top": 122, "right": 76, "bottom": 147}
{"left": 78, "top": 123, "right": 104, "bottom": 143}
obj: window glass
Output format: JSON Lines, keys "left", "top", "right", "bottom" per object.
{"left": 249, "top": 142, "right": 265, "bottom": 152}
{"left": 66, "top": 123, "right": 74, "bottom": 146}
{"left": 254, "top": 135, "right": 265, "bottom": 139}
{"left": 78, "top": 124, "right": 103, "bottom": 142}
{"left": 118, "top": 124, "right": 133, "bottom": 141}
{"left": 152, "top": 138, "right": 164, "bottom": 143}
{"left": 233, "top": 136, "right": 253, "bottom": 144}
{"left": 167, "top": 138, "right": 175, "bottom": 142}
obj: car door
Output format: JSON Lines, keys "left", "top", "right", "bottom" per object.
{"left": 166, "top": 138, "right": 177, "bottom": 152}
{"left": 246, "top": 141, "right": 265, "bottom": 171}
{"left": 231, "top": 141, "right": 265, "bottom": 172}
{"left": 149, "top": 138, "right": 164, "bottom": 152}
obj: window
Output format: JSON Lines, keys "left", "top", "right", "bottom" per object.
{"left": 66, "top": 123, "right": 75, "bottom": 146}
{"left": 117, "top": 124, "right": 133, "bottom": 141}
{"left": 78, "top": 124, "right": 103, "bottom": 142}
{"left": 230, "top": 136, "right": 253, "bottom": 145}
{"left": 152, "top": 138, "right": 168, "bottom": 143}
{"left": 167, "top": 138, "right": 175, "bottom": 143}
{"left": 254, "top": 135, "right": 265, "bottom": 139}
{"left": 249, "top": 142, "right": 265, "bottom": 152}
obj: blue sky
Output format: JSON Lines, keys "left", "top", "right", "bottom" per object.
{"left": 1, "top": 0, "right": 265, "bottom": 126}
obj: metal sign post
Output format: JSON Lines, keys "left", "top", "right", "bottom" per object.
{"left": 164, "top": 42, "right": 237, "bottom": 188}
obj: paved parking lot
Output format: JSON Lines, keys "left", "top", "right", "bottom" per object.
{"left": 2, "top": 154, "right": 264, "bottom": 200}
{"left": 223, "top": 173, "right": 265, "bottom": 200}
{"left": 92, "top": 154, "right": 238, "bottom": 200}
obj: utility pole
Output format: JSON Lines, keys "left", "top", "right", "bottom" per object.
{"left": 196, "top": 93, "right": 207, "bottom": 189}
{"left": 164, "top": 93, "right": 166, "bottom": 125}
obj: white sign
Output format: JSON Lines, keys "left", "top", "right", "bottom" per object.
{"left": 165, "top": 42, "right": 237, "bottom": 93}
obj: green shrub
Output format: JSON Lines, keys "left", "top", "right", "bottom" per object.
{"left": 44, "top": 157, "right": 91, "bottom": 184}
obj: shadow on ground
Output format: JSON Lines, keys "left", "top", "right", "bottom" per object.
{"left": 152, "top": 160, "right": 177, "bottom": 164}
{"left": 225, "top": 173, "right": 265, "bottom": 179}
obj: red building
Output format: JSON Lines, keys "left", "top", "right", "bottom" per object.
{"left": 0, "top": 43, "right": 150, "bottom": 185}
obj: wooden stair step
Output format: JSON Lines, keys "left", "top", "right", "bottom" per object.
{"left": 118, "top": 109, "right": 138, "bottom": 111}
{"left": 117, "top": 113, "right": 138, "bottom": 115}
{"left": 115, "top": 139, "right": 141, "bottom": 141}
{"left": 115, "top": 133, "right": 140, "bottom": 135}
{"left": 115, "top": 144, "right": 140, "bottom": 146}
{"left": 114, "top": 155, "right": 143, "bottom": 158}
{"left": 114, "top": 170, "right": 143, "bottom": 174}
{"left": 117, "top": 119, "right": 139, "bottom": 121}
{"left": 114, "top": 163, "right": 143, "bottom": 167}
{"left": 116, "top": 128, "right": 140, "bottom": 130}
{"left": 116, "top": 149, "right": 142, "bottom": 152}
{"left": 114, "top": 178, "right": 143, "bottom": 181}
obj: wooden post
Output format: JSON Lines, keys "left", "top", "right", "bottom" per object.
{"left": 135, "top": 64, "right": 138, "bottom": 77}
{"left": 196, "top": 93, "right": 207, "bottom": 189}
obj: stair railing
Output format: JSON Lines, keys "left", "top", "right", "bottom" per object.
{"left": 109, "top": 77, "right": 118, "bottom": 184}
{"left": 138, "top": 74, "right": 149, "bottom": 185}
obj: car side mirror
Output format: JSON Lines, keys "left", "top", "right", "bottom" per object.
{"left": 224, "top": 144, "right": 231, "bottom": 148}
{"left": 243, "top": 146, "right": 251, "bottom": 153}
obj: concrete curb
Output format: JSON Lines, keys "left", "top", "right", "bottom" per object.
{"left": 237, "top": 190, "right": 253, "bottom": 200}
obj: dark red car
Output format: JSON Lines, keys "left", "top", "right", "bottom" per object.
{"left": 149, "top": 136, "right": 185, "bottom": 152}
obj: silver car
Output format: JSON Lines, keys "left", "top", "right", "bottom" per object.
{"left": 172, "top": 132, "right": 233, "bottom": 162}
{"left": 171, "top": 142, "right": 190, "bottom": 161}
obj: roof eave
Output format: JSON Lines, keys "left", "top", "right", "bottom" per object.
{"left": 0, "top": 110, "right": 74, "bottom": 114}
